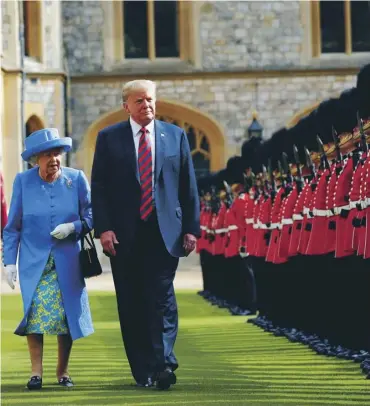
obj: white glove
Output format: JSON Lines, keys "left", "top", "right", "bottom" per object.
{"left": 4, "top": 265, "right": 17, "bottom": 290}
{"left": 50, "top": 223, "right": 75, "bottom": 240}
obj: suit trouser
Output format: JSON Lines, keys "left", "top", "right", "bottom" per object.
{"left": 110, "top": 213, "right": 179, "bottom": 383}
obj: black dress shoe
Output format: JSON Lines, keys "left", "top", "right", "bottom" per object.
{"left": 156, "top": 368, "right": 177, "bottom": 390}
{"left": 134, "top": 377, "right": 154, "bottom": 388}
{"left": 27, "top": 376, "right": 42, "bottom": 390}
{"left": 58, "top": 376, "right": 74, "bottom": 387}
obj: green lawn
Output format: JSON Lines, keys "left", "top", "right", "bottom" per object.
{"left": 1, "top": 291, "right": 370, "bottom": 405}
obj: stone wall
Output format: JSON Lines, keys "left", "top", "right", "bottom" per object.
{"left": 200, "top": 1, "right": 303, "bottom": 70}
{"left": 43, "top": 0, "right": 62, "bottom": 70}
{"left": 62, "top": 0, "right": 104, "bottom": 73}
{"left": 25, "top": 79, "right": 64, "bottom": 130}
{"left": 69, "top": 74, "right": 356, "bottom": 163}
{"left": 1, "top": 0, "right": 13, "bottom": 56}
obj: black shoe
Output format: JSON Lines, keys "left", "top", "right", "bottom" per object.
{"left": 134, "top": 377, "right": 154, "bottom": 388}
{"left": 27, "top": 376, "right": 42, "bottom": 390}
{"left": 58, "top": 376, "right": 74, "bottom": 387}
{"left": 156, "top": 368, "right": 177, "bottom": 390}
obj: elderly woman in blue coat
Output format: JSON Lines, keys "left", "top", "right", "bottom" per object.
{"left": 2, "top": 128, "right": 94, "bottom": 390}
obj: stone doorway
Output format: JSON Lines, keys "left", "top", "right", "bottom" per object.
{"left": 80, "top": 100, "right": 225, "bottom": 179}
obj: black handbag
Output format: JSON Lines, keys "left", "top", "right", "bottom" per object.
{"left": 79, "top": 226, "right": 103, "bottom": 279}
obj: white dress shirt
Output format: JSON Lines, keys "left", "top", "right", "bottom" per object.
{"left": 129, "top": 117, "right": 156, "bottom": 186}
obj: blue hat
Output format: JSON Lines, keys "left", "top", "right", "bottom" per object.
{"left": 21, "top": 128, "right": 72, "bottom": 162}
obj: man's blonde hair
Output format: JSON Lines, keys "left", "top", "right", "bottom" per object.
{"left": 122, "top": 80, "right": 156, "bottom": 103}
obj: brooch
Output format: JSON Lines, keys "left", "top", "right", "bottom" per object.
{"left": 65, "top": 177, "right": 73, "bottom": 188}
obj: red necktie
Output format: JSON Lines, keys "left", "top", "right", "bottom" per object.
{"left": 138, "top": 127, "right": 153, "bottom": 220}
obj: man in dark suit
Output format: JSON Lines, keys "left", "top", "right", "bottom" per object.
{"left": 91, "top": 80, "right": 200, "bottom": 390}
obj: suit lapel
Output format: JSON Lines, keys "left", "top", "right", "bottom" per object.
{"left": 155, "top": 120, "right": 166, "bottom": 184}
{"left": 120, "top": 120, "right": 139, "bottom": 183}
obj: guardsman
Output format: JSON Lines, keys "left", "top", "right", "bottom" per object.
{"left": 332, "top": 127, "right": 355, "bottom": 258}
{"left": 297, "top": 155, "right": 319, "bottom": 256}
{"left": 288, "top": 151, "right": 312, "bottom": 257}
{"left": 254, "top": 167, "right": 273, "bottom": 258}
{"left": 266, "top": 161, "right": 289, "bottom": 264}
{"left": 279, "top": 146, "right": 303, "bottom": 259}
{"left": 224, "top": 183, "right": 245, "bottom": 259}
{"left": 306, "top": 137, "right": 332, "bottom": 256}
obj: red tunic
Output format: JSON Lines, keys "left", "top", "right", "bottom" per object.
{"left": 278, "top": 185, "right": 299, "bottom": 258}
{"left": 233, "top": 194, "right": 249, "bottom": 256}
{"left": 248, "top": 194, "right": 264, "bottom": 256}
{"left": 356, "top": 153, "right": 369, "bottom": 256}
{"left": 254, "top": 195, "right": 272, "bottom": 258}
{"left": 298, "top": 177, "right": 317, "bottom": 255}
{"left": 289, "top": 181, "right": 310, "bottom": 257}
{"left": 306, "top": 168, "right": 330, "bottom": 256}
{"left": 243, "top": 189, "right": 256, "bottom": 255}
{"left": 334, "top": 158, "right": 355, "bottom": 258}
{"left": 212, "top": 203, "right": 227, "bottom": 256}
{"left": 363, "top": 154, "right": 370, "bottom": 258}
{"left": 350, "top": 154, "right": 367, "bottom": 254}
{"left": 324, "top": 164, "right": 338, "bottom": 254}
{"left": 266, "top": 187, "right": 288, "bottom": 264}
{"left": 224, "top": 202, "right": 241, "bottom": 258}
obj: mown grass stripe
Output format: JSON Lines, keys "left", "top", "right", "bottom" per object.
{"left": 2, "top": 291, "right": 369, "bottom": 406}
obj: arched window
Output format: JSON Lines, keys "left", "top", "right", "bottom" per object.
{"left": 156, "top": 115, "right": 211, "bottom": 178}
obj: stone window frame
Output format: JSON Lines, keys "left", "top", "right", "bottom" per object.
{"left": 102, "top": 0, "right": 200, "bottom": 71}
{"left": 311, "top": 0, "right": 370, "bottom": 58}
{"left": 23, "top": 0, "right": 43, "bottom": 63}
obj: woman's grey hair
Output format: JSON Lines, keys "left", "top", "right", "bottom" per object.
{"left": 28, "top": 148, "right": 65, "bottom": 167}
{"left": 28, "top": 155, "right": 39, "bottom": 167}
{"left": 122, "top": 80, "right": 156, "bottom": 103}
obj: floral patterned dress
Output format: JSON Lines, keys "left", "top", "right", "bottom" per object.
{"left": 24, "top": 255, "right": 69, "bottom": 335}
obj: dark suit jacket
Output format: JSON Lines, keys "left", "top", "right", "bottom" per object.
{"left": 91, "top": 119, "right": 200, "bottom": 257}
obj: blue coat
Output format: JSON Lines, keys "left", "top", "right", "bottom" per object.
{"left": 3, "top": 167, "right": 94, "bottom": 340}
{"left": 91, "top": 120, "right": 200, "bottom": 257}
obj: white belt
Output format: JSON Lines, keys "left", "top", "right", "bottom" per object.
{"left": 208, "top": 230, "right": 215, "bottom": 234}
{"left": 253, "top": 224, "right": 259, "bottom": 229}
{"left": 215, "top": 228, "right": 228, "bottom": 234}
{"left": 313, "top": 209, "right": 330, "bottom": 217}
{"left": 245, "top": 218, "right": 254, "bottom": 224}
{"left": 259, "top": 224, "right": 269, "bottom": 230}
{"left": 292, "top": 214, "right": 303, "bottom": 221}
{"left": 303, "top": 207, "right": 309, "bottom": 215}
{"left": 270, "top": 222, "right": 279, "bottom": 229}
{"left": 333, "top": 204, "right": 351, "bottom": 215}
{"left": 200, "top": 225, "right": 207, "bottom": 230}
{"left": 228, "top": 225, "right": 238, "bottom": 231}
{"left": 365, "top": 198, "right": 370, "bottom": 207}
{"left": 349, "top": 200, "right": 361, "bottom": 209}
{"left": 281, "top": 218, "right": 293, "bottom": 225}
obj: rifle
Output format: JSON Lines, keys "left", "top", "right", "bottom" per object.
{"left": 267, "top": 159, "right": 277, "bottom": 200}
{"left": 223, "top": 180, "right": 234, "bottom": 208}
{"left": 357, "top": 111, "right": 368, "bottom": 153}
{"left": 304, "top": 146, "right": 316, "bottom": 179}
{"left": 332, "top": 126, "right": 342, "bottom": 163}
{"left": 317, "top": 135, "right": 330, "bottom": 170}
{"left": 282, "top": 152, "right": 293, "bottom": 184}
{"left": 293, "top": 145, "right": 304, "bottom": 192}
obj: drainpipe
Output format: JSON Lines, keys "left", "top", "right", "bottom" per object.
{"left": 63, "top": 54, "right": 71, "bottom": 167}
{"left": 18, "top": 1, "right": 26, "bottom": 171}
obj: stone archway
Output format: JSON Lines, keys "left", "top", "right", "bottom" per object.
{"left": 25, "top": 115, "right": 44, "bottom": 169}
{"left": 79, "top": 99, "right": 226, "bottom": 179}
{"left": 25, "top": 114, "right": 44, "bottom": 136}
{"left": 286, "top": 101, "right": 321, "bottom": 128}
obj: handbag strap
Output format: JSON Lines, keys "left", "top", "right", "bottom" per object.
{"left": 81, "top": 220, "right": 97, "bottom": 250}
